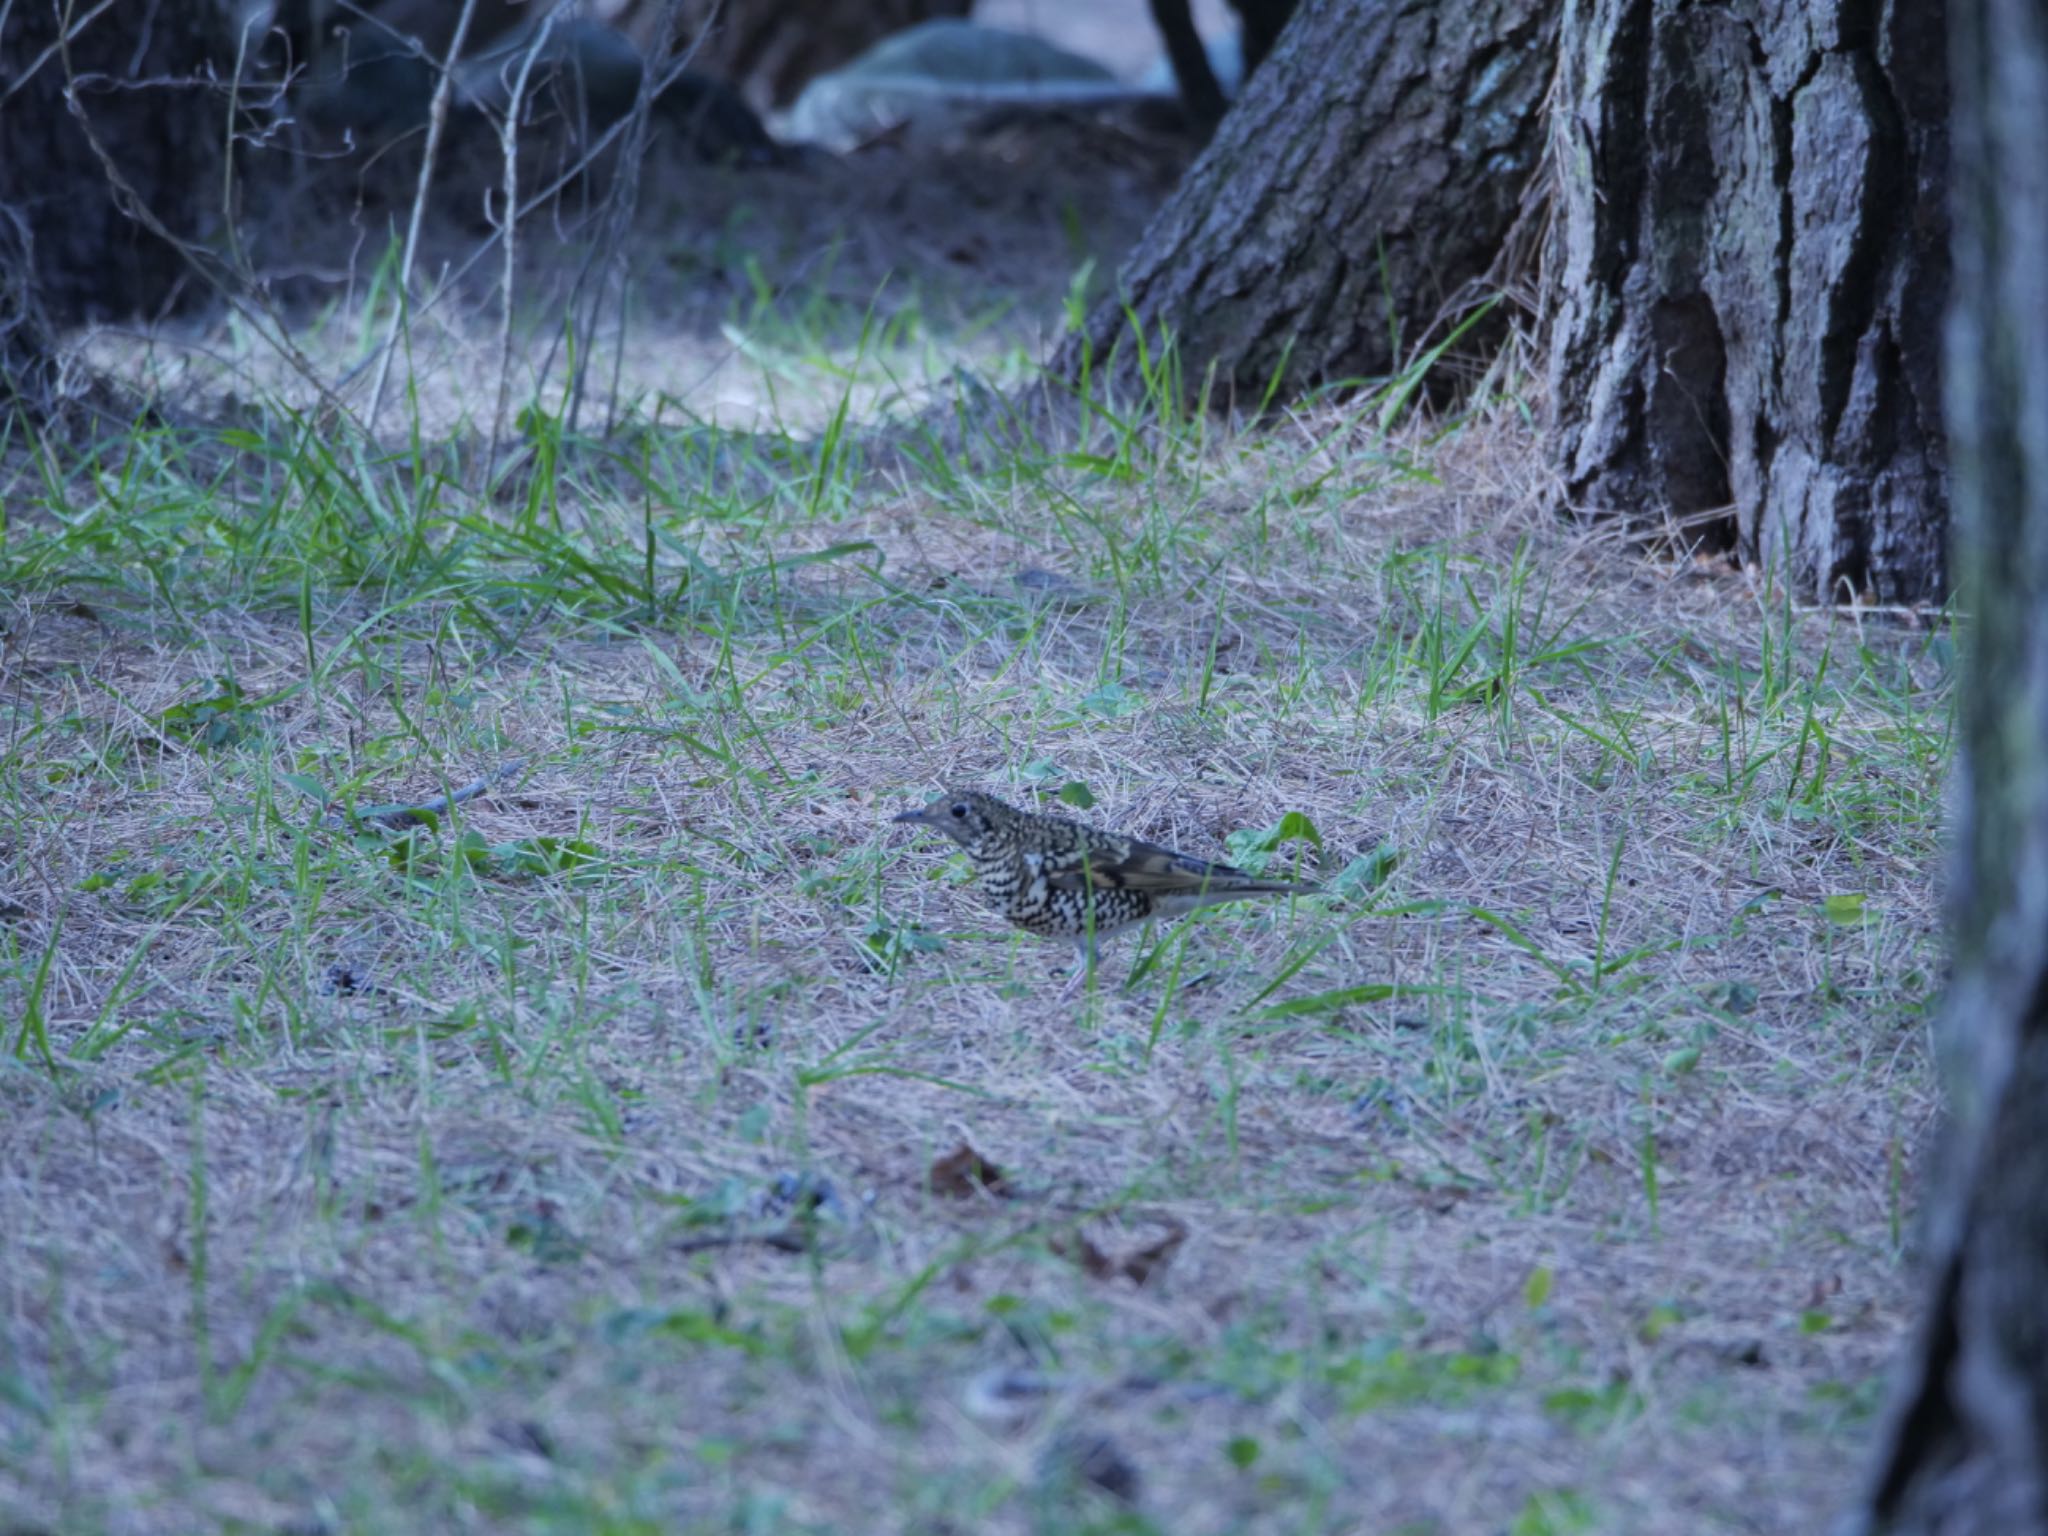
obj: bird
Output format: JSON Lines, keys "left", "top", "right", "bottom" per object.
{"left": 891, "top": 788, "right": 1316, "bottom": 979}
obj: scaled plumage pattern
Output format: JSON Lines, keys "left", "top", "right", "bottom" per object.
{"left": 892, "top": 788, "right": 1315, "bottom": 966}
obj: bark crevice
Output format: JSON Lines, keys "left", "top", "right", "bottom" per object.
{"left": 1545, "top": 0, "right": 1947, "bottom": 600}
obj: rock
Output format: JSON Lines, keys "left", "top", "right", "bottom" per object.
{"left": 784, "top": 19, "right": 1124, "bottom": 151}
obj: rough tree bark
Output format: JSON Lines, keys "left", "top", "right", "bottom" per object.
{"left": 1049, "top": 0, "right": 1557, "bottom": 412}
{"left": 0, "top": 0, "right": 237, "bottom": 325}
{"left": 1545, "top": 0, "right": 1949, "bottom": 602}
{"left": 1854, "top": 1, "right": 2048, "bottom": 1531}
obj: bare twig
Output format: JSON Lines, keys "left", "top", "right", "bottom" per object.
{"left": 365, "top": 0, "right": 483, "bottom": 434}
{"left": 324, "top": 759, "right": 528, "bottom": 831}
{"left": 361, "top": 36, "right": 717, "bottom": 368}
{"left": 0, "top": 0, "right": 120, "bottom": 105}
{"left": 487, "top": 7, "right": 563, "bottom": 461}
{"left": 216, "top": 6, "right": 262, "bottom": 282}
{"left": 54, "top": 46, "right": 350, "bottom": 422}
{"left": 553, "top": 0, "right": 700, "bottom": 436}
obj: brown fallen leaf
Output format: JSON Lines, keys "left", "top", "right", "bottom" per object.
{"left": 1052, "top": 1229, "right": 1115, "bottom": 1280}
{"left": 1053, "top": 1218, "right": 1188, "bottom": 1286}
{"left": 1805, "top": 1272, "right": 1845, "bottom": 1309}
{"left": 1120, "top": 1219, "right": 1188, "bottom": 1285}
{"left": 928, "top": 1141, "right": 1010, "bottom": 1200}
{"left": 1038, "top": 1429, "right": 1141, "bottom": 1503}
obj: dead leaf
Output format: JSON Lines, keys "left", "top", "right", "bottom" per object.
{"left": 1120, "top": 1219, "right": 1188, "bottom": 1285}
{"left": 1053, "top": 1218, "right": 1188, "bottom": 1285}
{"left": 928, "top": 1141, "right": 1010, "bottom": 1200}
{"left": 1039, "top": 1430, "right": 1141, "bottom": 1503}
{"left": 1051, "top": 1229, "right": 1115, "bottom": 1279}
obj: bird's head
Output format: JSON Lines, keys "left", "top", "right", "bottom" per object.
{"left": 892, "top": 788, "right": 1013, "bottom": 849}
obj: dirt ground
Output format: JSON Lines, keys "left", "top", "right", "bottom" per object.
{"left": 1, "top": 10, "right": 1949, "bottom": 1533}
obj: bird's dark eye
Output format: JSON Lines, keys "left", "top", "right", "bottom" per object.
{"left": 950, "top": 802, "right": 969, "bottom": 819}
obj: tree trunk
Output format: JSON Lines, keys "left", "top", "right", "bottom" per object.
{"left": 0, "top": 0, "right": 236, "bottom": 325}
{"left": 1854, "top": 1, "right": 2048, "bottom": 1530}
{"left": 1049, "top": 0, "right": 1557, "bottom": 413}
{"left": 1150, "top": 0, "right": 1230, "bottom": 127}
{"left": 1544, "top": 0, "right": 1949, "bottom": 602}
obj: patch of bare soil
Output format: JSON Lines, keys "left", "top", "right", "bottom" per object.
{"left": 75, "top": 94, "right": 1194, "bottom": 440}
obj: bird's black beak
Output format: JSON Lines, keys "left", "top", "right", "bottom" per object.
{"left": 893, "top": 805, "right": 937, "bottom": 826}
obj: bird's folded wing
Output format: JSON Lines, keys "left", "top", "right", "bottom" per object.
{"left": 1044, "top": 839, "right": 1251, "bottom": 893}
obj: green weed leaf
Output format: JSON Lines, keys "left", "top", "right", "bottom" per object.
{"left": 1661, "top": 1046, "right": 1702, "bottom": 1076}
{"left": 1823, "top": 893, "right": 1868, "bottom": 925}
{"left": 1329, "top": 842, "right": 1400, "bottom": 897}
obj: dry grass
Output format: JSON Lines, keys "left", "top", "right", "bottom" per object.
{"left": 1, "top": 122, "right": 1949, "bottom": 1536}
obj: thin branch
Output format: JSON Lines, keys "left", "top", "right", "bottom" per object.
{"left": 371, "top": 40, "right": 716, "bottom": 344}
{"left": 0, "top": 0, "right": 120, "bottom": 105}
{"left": 55, "top": 49, "right": 350, "bottom": 421}
{"left": 365, "top": 0, "right": 482, "bottom": 433}
{"left": 554, "top": 0, "right": 700, "bottom": 435}
{"left": 487, "top": 7, "right": 561, "bottom": 461}
{"left": 323, "top": 759, "right": 527, "bottom": 830}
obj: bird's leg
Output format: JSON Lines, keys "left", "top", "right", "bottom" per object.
{"left": 1059, "top": 932, "right": 1098, "bottom": 1001}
